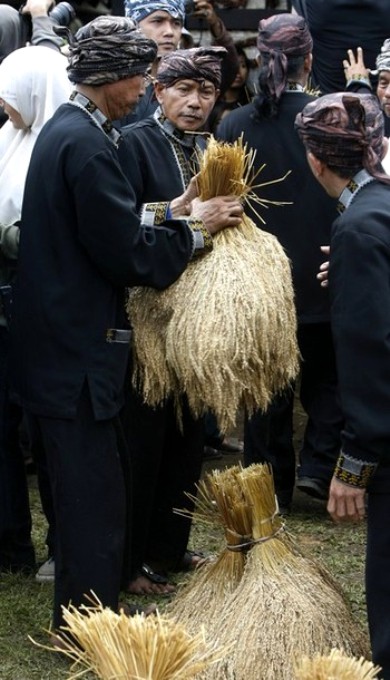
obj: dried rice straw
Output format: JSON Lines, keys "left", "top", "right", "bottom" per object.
{"left": 127, "top": 136, "right": 299, "bottom": 432}
{"left": 168, "top": 465, "right": 252, "bottom": 629}
{"left": 32, "top": 594, "right": 225, "bottom": 680}
{"left": 167, "top": 464, "right": 368, "bottom": 680}
{"left": 202, "top": 464, "right": 369, "bottom": 679}
{"left": 295, "top": 648, "right": 381, "bottom": 680}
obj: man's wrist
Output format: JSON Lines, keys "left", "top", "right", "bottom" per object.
{"left": 188, "top": 218, "right": 213, "bottom": 258}
{"left": 334, "top": 450, "right": 378, "bottom": 489}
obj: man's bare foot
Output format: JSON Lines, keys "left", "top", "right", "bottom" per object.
{"left": 126, "top": 564, "right": 176, "bottom": 596}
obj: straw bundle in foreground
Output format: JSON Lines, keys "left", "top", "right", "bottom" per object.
{"left": 202, "top": 465, "right": 369, "bottom": 680}
{"left": 127, "top": 137, "right": 299, "bottom": 432}
{"left": 295, "top": 648, "right": 381, "bottom": 679}
{"left": 168, "top": 464, "right": 368, "bottom": 680}
{"left": 168, "top": 465, "right": 252, "bottom": 630}
{"left": 38, "top": 596, "right": 224, "bottom": 680}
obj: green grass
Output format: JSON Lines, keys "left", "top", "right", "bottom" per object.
{"left": 0, "top": 457, "right": 368, "bottom": 679}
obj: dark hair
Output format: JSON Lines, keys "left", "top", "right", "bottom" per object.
{"left": 253, "top": 53, "right": 306, "bottom": 120}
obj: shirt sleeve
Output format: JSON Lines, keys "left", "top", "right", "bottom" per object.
{"left": 330, "top": 224, "right": 390, "bottom": 466}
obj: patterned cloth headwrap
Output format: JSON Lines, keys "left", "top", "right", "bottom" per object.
{"left": 124, "top": 0, "right": 185, "bottom": 24}
{"left": 256, "top": 13, "right": 313, "bottom": 104}
{"left": 156, "top": 46, "right": 226, "bottom": 89}
{"left": 371, "top": 38, "right": 390, "bottom": 76}
{"left": 64, "top": 16, "right": 157, "bottom": 85}
{"left": 295, "top": 92, "right": 390, "bottom": 184}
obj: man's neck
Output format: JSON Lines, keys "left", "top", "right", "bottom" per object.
{"left": 75, "top": 85, "right": 109, "bottom": 119}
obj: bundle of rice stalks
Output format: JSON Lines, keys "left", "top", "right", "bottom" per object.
{"left": 38, "top": 596, "right": 224, "bottom": 680}
{"left": 295, "top": 648, "right": 381, "bottom": 680}
{"left": 168, "top": 465, "right": 252, "bottom": 630}
{"left": 202, "top": 464, "right": 369, "bottom": 679}
{"left": 127, "top": 136, "right": 299, "bottom": 432}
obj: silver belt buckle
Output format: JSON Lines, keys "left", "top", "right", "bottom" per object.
{"left": 106, "top": 329, "right": 131, "bottom": 344}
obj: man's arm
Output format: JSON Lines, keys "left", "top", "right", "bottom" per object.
{"left": 21, "top": 0, "right": 63, "bottom": 51}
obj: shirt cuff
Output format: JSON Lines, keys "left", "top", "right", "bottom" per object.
{"left": 187, "top": 218, "right": 213, "bottom": 259}
{"left": 334, "top": 450, "right": 378, "bottom": 489}
{"left": 140, "top": 202, "right": 171, "bottom": 226}
{"left": 345, "top": 76, "right": 372, "bottom": 89}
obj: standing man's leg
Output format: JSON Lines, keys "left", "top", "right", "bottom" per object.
{"left": 366, "top": 491, "right": 390, "bottom": 679}
{"left": 244, "top": 388, "right": 296, "bottom": 512}
{"left": 297, "top": 323, "right": 343, "bottom": 498}
{"left": 36, "top": 384, "right": 126, "bottom": 630}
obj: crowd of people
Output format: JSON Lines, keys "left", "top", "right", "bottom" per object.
{"left": 1, "top": 0, "right": 390, "bottom": 677}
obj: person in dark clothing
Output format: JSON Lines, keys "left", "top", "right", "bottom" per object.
{"left": 10, "top": 16, "right": 243, "bottom": 632}
{"left": 296, "top": 90, "right": 390, "bottom": 680}
{"left": 217, "top": 13, "right": 344, "bottom": 511}
{"left": 118, "top": 46, "right": 228, "bottom": 595}
{"left": 291, "top": 0, "right": 390, "bottom": 95}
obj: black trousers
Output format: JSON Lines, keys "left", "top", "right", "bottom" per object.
{"left": 121, "top": 386, "right": 204, "bottom": 576}
{"left": 33, "top": 385, "right": 127, "bottom": 629}
{"left": 244, "top": 323, "right": 344, "bottom": 501}
{"left": 0, "top": 326, "right": 35, "bottom": 571}
{"left": 366, "top": 491, "right": 390, "bottom": 679}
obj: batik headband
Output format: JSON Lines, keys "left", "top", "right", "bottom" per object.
{"left": 124, "top": 0, "right": 185, "bottom": 24}
{"left": 257, "top": 13, "right": 313, "bottom": 102}
{"left": 295, "top": 92, "right": 390, "bottom": 183}
{"left": 64, "top": 15, "right": 157, "bottom": 85}
{"left": 156, "top": 46, "right": 226, "bottom": 89}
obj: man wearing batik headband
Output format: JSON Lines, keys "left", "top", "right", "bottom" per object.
{"left": 343, "top": 37, "right": 390, "bottom": 142}
{"left": 120, "top": 0, "right": 239, "bottom": 127}
{"left": 218, "top": 12, "right": 344, "bottom": 513}
{"left": 117, "top": 45, "right": 237, "bottom": 596}
{"left": 296, "top": 93, "right": 390, "bottom": 679}
{"left": 11, "top": 16, "right": 242, "bottom": 635}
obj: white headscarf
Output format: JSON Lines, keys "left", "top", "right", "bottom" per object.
{"left": 0, "top": 45, "right": 71, "bottom": 227}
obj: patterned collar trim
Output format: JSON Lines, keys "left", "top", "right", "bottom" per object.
{"left": 337, "top": 169, "right": 375, "bottom": 213}
{"left": 69, "top": 91, "right": 121, "bottom": 148}
{"left": 153, "top": 106, "right": 205, "bottom": 149}
{"left": 285, "top": 82, "right": 305, "bottom": 92}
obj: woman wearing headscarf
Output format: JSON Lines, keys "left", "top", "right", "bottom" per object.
{"left": 296, "top": 91, "right": 390, "bottom": 680}
{"left": 0, "top": 45, "right": 70, "bottom": 577}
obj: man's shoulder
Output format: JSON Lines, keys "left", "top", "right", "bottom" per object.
{"left": 121, "top": 116, "right": 158, "bottom": 139}
{"left": 217, "top": 102, "right": 255, "bottom": 137}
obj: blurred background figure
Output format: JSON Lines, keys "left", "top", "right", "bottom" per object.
{"left": 0, "top": 45, "right": 71, "bottom": 577}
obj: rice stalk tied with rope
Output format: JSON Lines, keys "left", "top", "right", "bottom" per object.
{"left": 127, "top": 136, "right": 300, "bottom": 433}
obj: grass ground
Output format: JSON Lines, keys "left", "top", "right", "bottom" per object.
{"left": 0, "top": 406, "right": 369, "bottom": 679}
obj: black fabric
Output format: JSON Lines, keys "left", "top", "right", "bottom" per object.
{"left": 366, "top": 491, "right": 390, "bottom": 679}
{"left": 0, "top": 327, "right": 35, "bottom": 573}
{"left": 118, "top": 115, "right": 205, "bottom": 204}
{"left": 217, "top": 93, "right": 338, "bottom": 324}
{"left": 11, "top": 104, "right": 194, "bottom": 421}
{"left": 34, "top": 385, "right": 126, "bottom": 629}
{"left": 120, "top": 386, "right": 204, "bottom": 573}
{"left": 118, "top": 116, "right": 205, "bottom": 575}
{"left": 292, "top": 0, "right": 390, "bottom": 94}
{"left": 329, "top": 180, "right": 390, "bottom": 489}
{"left": 244, "top": 323, "right": 343, "bottom": 498}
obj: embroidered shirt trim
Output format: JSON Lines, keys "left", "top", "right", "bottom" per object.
{"left": 337, "top": 169, "right": 375, "bottom": 213}
{"left": 334, "top": 451, "right": 378, "bottom": 488}
{"left": 69, "top": 91, "right": 121, "bottom": 148}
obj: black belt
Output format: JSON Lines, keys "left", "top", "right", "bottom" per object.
{"left": 106, "top": 328, "right": 132, "bottom": 344}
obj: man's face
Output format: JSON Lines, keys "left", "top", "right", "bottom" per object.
{"left": 0, "top": 98, "right": 27, "bottom": 129}
{"left": 139, "top": 10, "right": 182, "bottom": 56}
{"left": 155, "top": 79, "right": 218, "bottom": 131}
{"left": 377, "top": 70, "right": 390, "bottom": 118}
{"left": 102, "top": 73, "right": 149, "bottom": 120}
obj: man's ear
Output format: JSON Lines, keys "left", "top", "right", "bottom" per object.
{"left": 303, "top": 52, "right": 313, "bottom": 74}
{"left": 154, "top": 81, "right": 165, "bottom": 105}
{"left": 307, "top": 150, "right": 325, "bottom": 177}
